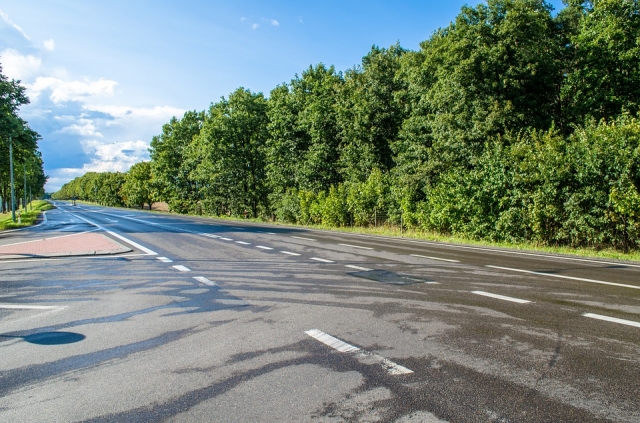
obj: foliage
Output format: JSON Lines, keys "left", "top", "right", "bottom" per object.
{"left": 0, "top": 63, "right": 47, "bottom": 213}
{"left": 53, "top": 0, "right": 640, "bottom": 252}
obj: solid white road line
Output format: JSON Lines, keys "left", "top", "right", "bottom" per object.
{"left": 71, "top": 214, "right": 158, "bottom": 255}
{"left": 0, "top": 304, "right": 66, "bottom": 310}
{"left": 471, "top": 291, "right": 532, "bottom": 304}
{"left": 281, "top": 251, "right": 301, "bottom": 256}
{"left": 291, "top": 236, "right": 316, "bottom": 241}
{"left": 157, "top": 257, "right": 173, "bottom": 263}
{"left": 305, "top": 329, "right": 413, "bottom": 375}
{"left": 235, "top": 241, "right": 251, "bottom": 245}
{"left": 311, "top": 257, "right": 334, "bottom": 263}
{"left": 486, "top": 265, "right": 640, "bottom": 290}
{"left": 410, "top": 254, "right": 460, "bottom": 263}
{"left": 345, "top": 264, "right": 372, "bottom": 271}
{"left": 339, "top": 243, "right": 373, "bottom": 250}
{"left": 583, "top": 313, "right": 640, "bottom": 328}
{"left": 256, "top": 246, "right": 273, "bottom": 250}
{"left": 193, "top": 276, "right": 217, "bottom": 286}
{"left": 172, "top": 265, "right": 191, "bottom": 272}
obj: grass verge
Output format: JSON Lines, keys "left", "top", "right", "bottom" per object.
{"left": 0, "top": 200, "right": 55, "bottom": 231}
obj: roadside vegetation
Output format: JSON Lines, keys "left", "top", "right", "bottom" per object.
{"left": 0, "top": 65, "right": 48, "bottom": 215}
{"left": 0, "top": 200, "right": 54, "bottom": 231}
{"left": 53, "top": 0, "right": 640, "bottom": 256}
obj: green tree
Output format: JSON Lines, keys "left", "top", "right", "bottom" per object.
{"left": 189, "top": 88, "right": 269, "bottom": 217}
{"left": 149, "top": 110, "right": 204, "bottom": 213}
{"left": 121, "top": 161, "right": 154, "bottom": 209}
{"left": 562, "top": 0, "right": 640, "bottom": 122}
{"left": 336, "top": 44, "right": 406, "bottom": 183}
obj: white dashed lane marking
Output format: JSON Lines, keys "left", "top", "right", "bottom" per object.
{"left": 311, "top": 257, "right": 334, "bottom": 263}
{"left": 305, "top": 329, "right": 413, "bottom": 375}
{"left": 486, "top": 265, "right": 640, "bottom": 290}
{"left": 471, "top": 291, "right": 532, "bottom": 304}
{"left": 236, "top": 241, "right": 251, "bottom": 245}
{"left": 172, "top": 265, "right": 191, "bottom": 272}
{"left": 220, "top": 237, "right": 233, "bottom": 241}
{"left": 193, "top": 276, "right": 217, "bottom": 286}
{"left": 291, "top": 236, "right": 316, "bottom": 241}
{"left": 345, "top": 264, "right": 372, "bottom": 271}
{"left": 339, "top": 243, "right": 373, "bottom": 250}
{"left": 256, "top": 246, "right": 273, "bottom": 250}
{"left": 281, "top": 251, "right": 301, "bottom": 256}
{"left": 410, "top": 254, "right": 459, "bottom": 263}
{"left": 157, "top": 257, "right": 173, "bottom": 263}
{"left": 583, "top": 313, "right": 640, "bottom": 328}
{"left": 0, "top": 304, "right": 67, "bottom": 310}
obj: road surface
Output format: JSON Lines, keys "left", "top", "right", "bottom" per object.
{"left": 1, "top": 202, "right": 638, "bottom": 422}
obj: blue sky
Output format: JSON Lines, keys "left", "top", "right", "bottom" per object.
{"left": 1, "top": 0, "right": 566, "bottom": 191}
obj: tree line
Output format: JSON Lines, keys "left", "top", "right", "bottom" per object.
{"left": 1, "top": 65, "right": 47, "bottom": 213}
{"left": 54, "top": 0, "right": 640, "bottom": 251}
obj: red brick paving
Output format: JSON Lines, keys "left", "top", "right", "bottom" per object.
{"left": 0, "top": 232, "right": 131, "bottom": 258}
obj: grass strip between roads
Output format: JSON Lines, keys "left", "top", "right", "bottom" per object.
{"left": 0, "top": 200, "right": 55, "bottom": 231}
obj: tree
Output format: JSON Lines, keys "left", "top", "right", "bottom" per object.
{"left": 562, "top": 0, "right": 640, "bottom": 122}
{"left": 336, "top": 44, "right": 406, "bottom": 183}
{"left": 121, "top": 161, "right": 154, "bottom": 209}
{"left": 189, "top": 88, "right": 269, "bottom": 217}
{"left": 149, "top": 110, "right": 204, "bottom": 213}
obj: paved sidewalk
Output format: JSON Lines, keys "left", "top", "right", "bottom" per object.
{"left": 0, "top": 232, "right": 131, "bottom": 259}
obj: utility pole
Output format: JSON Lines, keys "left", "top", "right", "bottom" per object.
{"left": 23, "top": 164, "right": 27, "bottom": 212}
{"left": 9, "top": 135, "right": 16, "bottom": 222}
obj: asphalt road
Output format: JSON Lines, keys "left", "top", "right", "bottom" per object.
{"left": 1, "top": 202, "right": 639, "bottom": 422}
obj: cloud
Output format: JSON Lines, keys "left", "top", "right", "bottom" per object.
{"left": 270, "top": 19, "right": 279, "bottom": 26}
{"left": 240, "top": 16, "right": 247, "bottom": 22}
{"left": 80, "top": 139, "right": 151, "bottom": 172}
{"left": 0, "top": 9, "right": 30, "bottom": 40}
{"left": 0, "top": 48, "right": 42, "bottom": 80}
{"left": 83, "top": 104, "right": 184, "bottom": 120}
{"left": 43, "top": 39, "right": 55, "bottom": 51}
{"left": 58, "top": 118, "right": 103, "bottom": 138}
{"left": 252, "top": 23, "right": 259, "bottom": 30}
{"left": 27, "top": 76, "right": 117, "bottom": 103}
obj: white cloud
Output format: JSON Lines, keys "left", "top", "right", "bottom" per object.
{"left": 43, "top": 39, "right": 55, "bottom": 51}
{"left": 252, "top": 23, "right": 259, "bottom": 30}
{"left": 0, "top": 9, "right": 30, "bottom": 40}
{"left": 80, "top": 139, "right": 151, "bottom": 172}
{"left": 27, "top": 76, "right": 117, "bottom": 103}
{"left": 59, "top": 118, "right": 103, "bottom": 138}
{"left": 83, "top": 104, "right": 184, "bottom": 120}
{"left": 240, "top": 16, "right": 247, "bottom": 22}
{"left": 0, "top": 48, "right": 42, "bottom": 80}
{"left": 270, "top": 19, "right": 279, "bottom": 26}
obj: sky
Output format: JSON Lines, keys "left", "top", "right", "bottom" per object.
{"left": 0, "top": 0, "right": 566, "bottom": 192}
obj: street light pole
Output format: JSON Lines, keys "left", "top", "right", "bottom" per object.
{"left": 9, "top": 135, "right": 16, "bottom": 222}
{"left": 23, "top": 163, "right": 27, "bottom": 211}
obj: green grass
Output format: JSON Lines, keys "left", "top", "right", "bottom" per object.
{"left": 0, "top": 200, "right": 55, "bottom": 231}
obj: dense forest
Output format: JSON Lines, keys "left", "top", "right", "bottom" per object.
{"left": 54, "top": 0, "right": 640, "bottom": 251}
{"left": 0, "top": 65, "right": 47, "bottom": 213}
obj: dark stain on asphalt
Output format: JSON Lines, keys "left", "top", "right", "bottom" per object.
{"left": 0, "top": 329, "right": 194, "bottom": 398}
